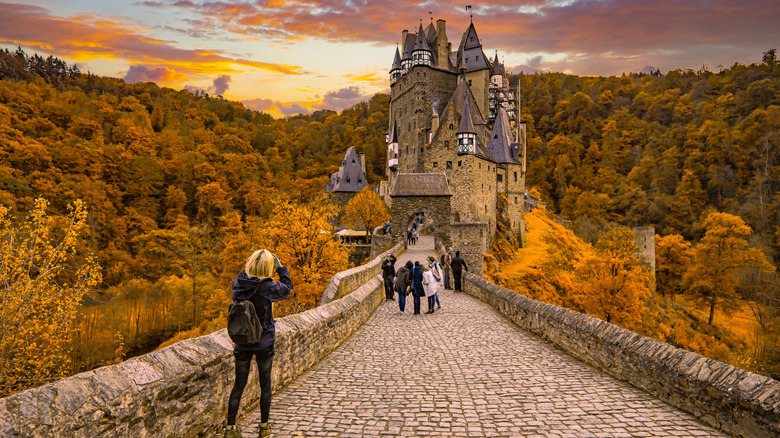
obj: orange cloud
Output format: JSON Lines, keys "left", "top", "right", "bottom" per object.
{"left": 0, "top": 2, "right": 305, "bottom": 77}
{"left": 124, "top": 64, "right": 188, "bottom": 83}
{"left": 342, "top": 72, "right": 387, "bottom": 85}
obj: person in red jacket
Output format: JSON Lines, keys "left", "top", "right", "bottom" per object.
{"left": 225, "top": 249, "right": 292, "bottom": 438}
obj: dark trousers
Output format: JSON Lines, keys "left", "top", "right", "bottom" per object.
{"left": 434, "top": 292, "right": 440, "bottom": 307}
{"left": 396, "top": 286, "right": 406, "bottom": 311}
{"left": 453, "top": 269, "right": 463, "bottom": 291}
{"left": 384, "top": 276, "right": 395, "bottom": 299}
{"left": 427, "top": 296, "right": 435, "bottom": 312}
{"left": 413, "top": 293, "right": 422, "bottom": 314}
{"left": 228, "top": 346, "right": 274, "bottom": 425}
{"left": 443, "top": 268, "right": 451, "bottom": 289}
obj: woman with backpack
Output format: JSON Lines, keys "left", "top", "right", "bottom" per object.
{"left": 411, "top": 261, "right": 425, "bottom": 315}
{"left": 225, "top": 249, "right": 293, "bottom": 438}
{"left": 422, "top": 260, "right": 439, "bottom": 314}
{"left": 394, "top": 260, "right": 414, "bottom": 312}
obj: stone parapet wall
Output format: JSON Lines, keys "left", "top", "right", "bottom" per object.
{"left": 462, "top": 273, "right": 780, "bottom": 438}
{"left": 1, "top": 271, "right": 389, "bottom": 437}
{"left": 319, "top": 241, "right": 404, "bottom": 305}
{"left": 449, "top": 222, "right": 486, "bottom": 276}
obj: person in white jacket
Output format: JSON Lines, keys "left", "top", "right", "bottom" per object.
{"left": 423, "top": 262, "right": 440, "bottom": 314}
{"left": 427, "top": 256, "right": 443, "bottom": 310}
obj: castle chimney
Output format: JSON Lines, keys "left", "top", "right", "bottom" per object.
{"left": 436, "top": 19, "right": 448, "bottom": 69}
{"left": 401, "top": 29, "right": 409, "bottom": 53}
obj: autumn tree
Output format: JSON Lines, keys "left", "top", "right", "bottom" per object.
{"left": 258, "top": 196, "right": 350, "bottom": 307}
{"left": 684, "top": 212, "right": 775, "bottom": 326}
{"left": 343, "top": 188, "right": 390, "bottom": 239}
{"left": 655, "top": 234, "right": 694, "bottom": 298}
{"left": 572, "top": 225, "right": 653, "bottom": 330}
{"left": 0, "top": 199, "right": 101, "bottom": 396}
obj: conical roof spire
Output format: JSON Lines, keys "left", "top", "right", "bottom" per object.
{"left": 457, "top": 90, "right": 476, "bottom": 135}
{"left": 389, "top": 119, "right": 398, "bottom": 143}
{"left": 490, "top": 51, "right": 502, "bottom": 76}
{"left": 391, "top": 46, "right": 402, "bottom": 70}
{"left": 414, "top": 23, "right": 431, "bottom": 52}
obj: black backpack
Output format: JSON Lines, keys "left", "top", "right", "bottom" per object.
{"left": 227, "top": 298, "right": 263, "bottom": 344}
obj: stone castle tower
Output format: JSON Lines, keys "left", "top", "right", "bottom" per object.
{"left": 381, "top": 18, "right": 527, "bottom": 255}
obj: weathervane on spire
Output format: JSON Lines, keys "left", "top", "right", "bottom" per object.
{"left": 428, "top": 10, "right": 433, "bottom": 23}
{"left": 466, "top": 5, "right": 472, "bottom": 22}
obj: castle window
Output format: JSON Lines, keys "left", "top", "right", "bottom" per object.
{"left": 485, "top": 205, "right": 487, "bottom": 213}
{"left": 497, "top": 174, "right": 503, "bottom": 182}
{"left": 408, "top": 122, "right": 411, "bottom": 132}
{"left": 514, "top": 172, "right": 517, "bottom": 182}
{"left": 420, "top": 147, "right": 423, "bottom": 153}
{"left": 449, "top": 124, "right": 453, "bottom": 130}
{"left": 482, "top": 184, "right": 483, "bottom": 189}
{"left": 479, "top": 163, "right": 481, "bottom": 169}
{"left": 446, "top": 161, "right": 452, "bottom": 169}
{"left": 488, "top": 165, "right": 490, "bottom": 171}
{"left": 458, "top": 161, "right": 462, "bottom": 167}
{"left": 444, "top": 140, "right": 449, "bottom": 147}
{"left": 476, "top": 55, "right": 479, "bottom": 61}
{"left": 417, "top": 72, "right": 420, "bottom": 77}
{"left": 346, "top": 177, "right": 351, "bottom": 183}
{"left": 469, "top": 80, "right": 472, "bottom": 86}
{"left": 433, "top": 162, "right": 438, "bottom": 168}
{"left": 515, "top": 196, "right": 518, "bottom": 203}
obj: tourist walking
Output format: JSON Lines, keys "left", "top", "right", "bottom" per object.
{"left": 427, "top": 256, "right": 442, "bottom": 309}
{"left": 406, "top": 229, "right": 413, "bottom": 246}
{"left": 423, "top": 260, "right": 440, "bottom": 314}
{"left": 411, "top": 261, "right": 425, "bottom": 315}
{"left": 451, "top": 251, "right": 468, "bottom": 292}
{"left": 381, "top": 254, "right": 397, "bottom": 301}
{"left": 225, "top": 249, "right": 293, "bottom": 438}
{"left": 394, "top": 261, "right": 413, "bottom": 312}
{"left": 441, "top": 251, "right": 452, "bottom": 290}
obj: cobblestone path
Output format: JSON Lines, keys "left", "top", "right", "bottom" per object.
{"left": 234, "top": 236, "right": 727, "bottom": 437}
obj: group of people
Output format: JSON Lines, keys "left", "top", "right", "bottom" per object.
{"left": 406, "top": 214, "right": 424, "bottom": 245}
{"left": 381, "top": 250, "right": 469, "bottom": 315}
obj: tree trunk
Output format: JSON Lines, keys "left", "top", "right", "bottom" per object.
{"left": 708, "top": 295, "right": 716, "bottom": 326}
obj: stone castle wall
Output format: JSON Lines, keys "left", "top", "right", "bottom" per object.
{"left": 448, "top": 223, "right": 487, "bottom": 276}
{"left": 389, "top": 196, "right": 451, "bottom": 246}
{"left": 462, "top": 273, "right": 780, "bottom": 438}
{"left": 633, "top": 226, "right": 656, "bottom": 274}
{"left": 390, "top": 65, "right": 456, "bottom": 173}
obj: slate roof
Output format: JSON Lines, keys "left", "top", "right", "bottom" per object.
{"left": 413, "top": 23, "right": 431, "bottom": 52}
{"left": 456, "top": 22, "right": 490, "bottom": 72}
{"left": 401, "top": 32, "right": 416, "bottom": 60}
{"left": 389, "top": 173, "right": 453, "bottom": 197}
{"left": 490, "top": 51, "right": 504, "bottom": 77}
{"left": 487, "top": 108, "right": 520, "bottom": 164}
{"left": 447, "top": 78, "right": 486, "bottom": 127}
{"left": 388, "top": 119, "right": 398, "bottom": 143}
{"left": 457, "top": 97, "right": 476, "bottom": 134}
{"left": 391, "top": 46, "right": 402, "bottom": 71}
{"left": 325, "top": 147, "right": 367, "bottom": 193}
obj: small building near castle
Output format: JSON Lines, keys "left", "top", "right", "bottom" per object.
{"left": 325, "top": 146, "right": 367, "bottom": 206}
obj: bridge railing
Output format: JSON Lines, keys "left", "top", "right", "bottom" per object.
{"left": 0, "top": 243, "right": 403, "bottom": 438}
{"left": 463, "top": 272, "right": 780, "bottom": 438}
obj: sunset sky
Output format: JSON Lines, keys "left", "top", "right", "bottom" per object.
{"left": 2, "top": 1, "right": 778, "bottom": 117}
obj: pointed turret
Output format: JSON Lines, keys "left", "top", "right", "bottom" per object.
{"left": 390, "top": 46, "right": 402, "bottom": 83}
{"left": 457, "top": 93, "right": 477, "bottom": 155}
{"left": 490, "top": 51, "right": 502, "bottom": 76}
{"left": 412, "top": 23, "right": 432, "bottom": 66}
{"left": 487, "top": 108, "right": 518, "bottom": 164}
{"left": 456, "top": 22, "right": 490, "bottom": 73}
{"left": 401, "top": 31, "right": 415, "bottom": 72}
{"left": 387, "top": 120, "right": 399, "bottom": 171}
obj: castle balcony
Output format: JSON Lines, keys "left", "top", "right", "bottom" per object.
{"left": 388, "top": 158, "right": 398, "bottom": 170}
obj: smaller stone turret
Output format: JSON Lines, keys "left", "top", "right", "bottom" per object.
{"left": 412, "top": 23, "right": 432, "bottom": 66}
{"left": 390, "top": 46, "right": 402, "bottom": 83}
{"left": 457, "top": 96, "right": 476, "bottom": 155}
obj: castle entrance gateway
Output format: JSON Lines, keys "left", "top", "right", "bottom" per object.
{"left": 389, "top": 173, "right": 452, "bottom": 246}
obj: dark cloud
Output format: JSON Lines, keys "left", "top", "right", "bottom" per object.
{"left": 242, "top": 98, "right": 275, "bottom": 111}
{"left": 212, "top": 74, "right": 231, "bottom": 95}
{"left": 124, "top": 64, "right": 188, "bottom": 83}
{"left": 314, "top": 86, "right": 370, "bottom": 111}
{"left": 278, "top": 102, "right": 310, "bottom": 115}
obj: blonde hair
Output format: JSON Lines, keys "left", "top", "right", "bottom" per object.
{"left": 245, "top": 249, "right": 274, "bottom": 278}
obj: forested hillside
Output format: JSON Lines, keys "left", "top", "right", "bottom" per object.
{"left": 516, "top": 51, "right": 779, "bottom": 262}
{"left": 0, "top": 48, "right": 389, "bottom": 394}
{"left": 504, "top": 53, "right": 779, "bottom": 378}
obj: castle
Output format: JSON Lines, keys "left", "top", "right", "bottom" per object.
{"left": 379, "top": 17, "right": 528, "bottom": 264}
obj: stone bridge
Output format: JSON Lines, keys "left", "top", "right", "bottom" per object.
{"left": 1, "top": 237, "right": 778, "bottom": 437}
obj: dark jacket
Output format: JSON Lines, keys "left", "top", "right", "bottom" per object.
{"left": 451, "top": 256, "right": 468, "bottom": 272}
{"left": 231, "top": 267, "right": 293, "bottom": 351}
{"left": 381, "top": 256, "right": 397, "bottom": 278}
{"left": 412, "top": 266, "right": 424, "bottom": 297}
{"left": 394, "top": 263, "right": 412, "bottom": 290}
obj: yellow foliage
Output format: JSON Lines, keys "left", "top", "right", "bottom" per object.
{"left": 0, "top": 198, "right": 101, "bottom": 396}
{"left": 343, "top": 188, "right": 390, "bottom": 238}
